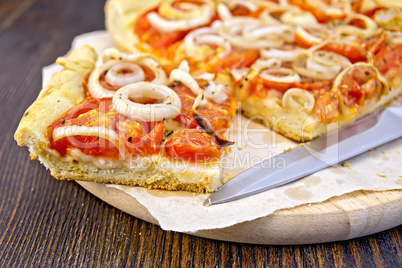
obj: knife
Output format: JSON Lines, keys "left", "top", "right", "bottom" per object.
{"left": 204, "top": 106, "right": 402, "bottom": 206}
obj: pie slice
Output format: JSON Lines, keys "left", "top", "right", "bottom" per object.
{"left": 15, "top": 45, "right": 237, "bottom": 193}
{"left": 105, "top": 0, "right": 402, "bottom": 141}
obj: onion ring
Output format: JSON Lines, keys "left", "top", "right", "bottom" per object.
{"left": 113, "top": 82, "right": 182, "bottom": 121}
{"left": 293, "top": 50, "right": 351, "bottom": 80}
{"left": 184, "top": 21, "right": 232, "bottom": 60}
{"left": 219, "top": 17, "right": 286, "bottom": 49}
{"left": 104, "top": 62, "right": 145, "bottom": 88}
{"left": 282, "top": 88, "right": 315, "bottom": 112}
{"left": 147, "top": 0, "right": 214, "bottom": 32}
{"left": 88, "top": 50, "right": 167, "bottom": 99}
{"left": 259, "top": 67, "right": 301, "bottom": 83}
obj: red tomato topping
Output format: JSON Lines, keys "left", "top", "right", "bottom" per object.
{"left": 205, "top": 48, "right": 259, "bottom": 73}
{"left": 247, "top": 76, "right": 332, "bottom": 99}
{"left": 49, "top": 97, "right": 164, "bottom": 159}
{"left": 375, "top": 43, "right": 402, "bottom": 75}
{"left": 321, "top": 43, "right": 367, "bottom": 63}
{"left": 169, "top": 81, "right": 237, "bottom": 134}
{"left": 165, "top": 129, "right": 221, "bottom": 162}
{"left": 338, "top": 67, "right": 382, "bottom": 105}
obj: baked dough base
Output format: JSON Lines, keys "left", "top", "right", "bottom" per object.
{"left": 239, "top": 86, "right": 402, "bottom": 142}
{"left": 15, "top": 45, "right": 223, "bottom": 193}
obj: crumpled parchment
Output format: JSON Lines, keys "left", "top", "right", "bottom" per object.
{"left": 43, "top": 31, "right": 402, "bottom": 233}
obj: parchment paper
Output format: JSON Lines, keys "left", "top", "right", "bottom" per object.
{"left": 43, "top": 31, "right": 402, "bottom": 233}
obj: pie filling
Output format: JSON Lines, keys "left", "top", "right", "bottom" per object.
{"left": 50, "top": 1, "right": 402, "bottom": 167}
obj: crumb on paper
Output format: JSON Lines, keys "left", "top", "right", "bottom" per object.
{"left": 377, "top": 174, "right": 386, "bottom": 178}
{"left": 238, "top": 147, "right": 243, "bottom": 151}
{"left": 382, "top": 151, "right": 386, "bottom": 154}
{"left": 342, "top": 162, "right": 351, "bottom": 167}
{"left": 283, "top": 147, "right": 293, "bottom": 153}
{"left": 369, "top": 149, "right": 373, "bottom": 152}
{"left": 306, "top": 142, "right": 311, "bottom": 145}
{"left": 396, "top": 151, "right": 400, "bottom": 155}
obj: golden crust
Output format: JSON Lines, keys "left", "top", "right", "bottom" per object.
{"left": 14, "top": 45, "right": 97, "bottom": 155}
{"left": 105, "top": 0, "right": 161, "bottom": 53}
{"left": 41, "top": 151, "right": 221, "bottom": 193}
{"left": 240, "top": 85, "right": 402, "bottom": 142}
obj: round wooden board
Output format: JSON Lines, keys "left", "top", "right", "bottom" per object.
{"left": 78, "top": 182, "right": 402, "bottom": 245}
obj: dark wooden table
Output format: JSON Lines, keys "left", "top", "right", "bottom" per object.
{"left": 0, "top": 0, "right": 401, "bottom": 266}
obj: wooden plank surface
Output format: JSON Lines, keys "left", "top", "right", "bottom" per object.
{"left": 0, "top": 0, "right": 401, "bottom": 266}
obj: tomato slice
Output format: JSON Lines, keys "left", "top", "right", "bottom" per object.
{"left": 375, "top": 43, "right": 402, "bottom": 75}
{"left": 50, "top": 97, "right": 164, "bottom": 159}
{"left": 312, "top": 89, "right": 340, "bottom": 122}
{"left": 169, "top": 82, "right": 237, "bottom": 134}
{"left": 165, "top": 129, "right": 221, "bottom": 162}
{"left": 338, "top": 67, "right": 382, "bottom": 106}
{"left": 247, "top": 76, "right": 332, "bottom": 99}
{"left": 321, "top": 43, "right": 367, "bottom": 63}
{"left": 134, "top": 9, "right": 204, "bottom": 57}
{"left": 205, "top": 48, "right": 259, "bottom": 74}
{"left": 51, "top": 136, "right": 120, "bottom": 158}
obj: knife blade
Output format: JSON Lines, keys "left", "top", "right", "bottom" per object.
{"left": 204, "top": 106, "right": 402, "bottom": 206}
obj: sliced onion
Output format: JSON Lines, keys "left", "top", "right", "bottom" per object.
{"left": 147, "top": 0, "right": 214, "bottom": 32}
{"left": 332, "top": 63, "right": 389, "bottom": 97}
{"left": 373, "top": 8, "right": 402, "bottom": 31}
{"left": 259, "top": 67, "right": 301, "bottom": 83}
{"left": 252, "top": 58, "right": 281, "bottom": 70}
{"left": 231, "top": 67, "right": 250, "bottom": 81}
{"left": 280, "top": 9, "right": 317, "bottom": 26}
{"left": 113, "top": 82, "right": 182, "bottom": 122}
{"left": 259, "top": 9, "right": 282, "bottom": 25}
{"left": 234, "top": 0, "right": 257, "bottom": 12}
{"left": 295, "top": 25, "right": 330, "bottom": 46}
{"left": 88, "top": 60, "right": 123, "bottom": 99}
{"left": 196, "top": 72, "right": 215, "bottom": 80}
{"left": 104, "top": 62, "right": 145, "bottom": 88}
{"left": 244, "top": 24, "right": 294, "bottom": 42}
{"left": 388, "top": 31, "right": 402, "bottom": 44}
{"left": 267, "top": 89, "right": 283, "bottom": 98}
{"left": 279, "top": 0, "right": 288, "bottom": 6}
{"left": 217, "top": 3, "right": 232, "bottom": 20}
{"left": 53, "top": 126, "right": 118, "bottom": 145}
{"left": 184, "top": 22, "right": 231, "bottom": 60}
{"left": 178, "top": 59, "right": 190, "bottom": 73}
{"left": 170, "top": 68, "right": 202, "bottom": 95}
{"left": 159, "top": 0, "right": 213, "bottom": 20}
{"left": 282, "top": 88, "right": 315, "bottom": 112}
{"left": 219, "top": 17, "right": 285, "bottom": 49}
{"left": 293, "top": 50, "right": 351, "bottom": 80}
{"left": 204, "top": 81, "right": 228, "bottom": 103}
{"left": 192, "top": 92, "right": 208, "bottom": 111}
{"left": 102, "top": 48, "right": 167, "bottom": 84}
{"left": 336, "top": 14, "right": 378, "bottom": 38}
{"left": 88, "top": 51, "right": 167, "bottom": 98}
{"left": 260, "top": 47, "right": 300, "bottom": 61}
